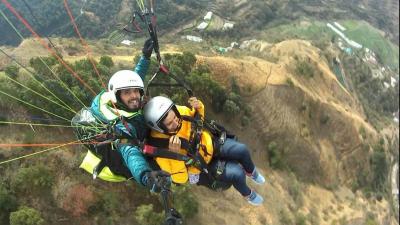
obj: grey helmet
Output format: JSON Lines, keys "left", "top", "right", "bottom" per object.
{"left": 144, "top": 96, "right": 180, "bottom": 133}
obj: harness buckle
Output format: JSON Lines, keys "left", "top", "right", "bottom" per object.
{"left": 196, "top": 119, "right": 203, "bottom": 127}
{"left": 215, "top": 160, "right": 226, "bottom": 177}
{"left": 219, "top": 131, "right": 227, "bottom": 145}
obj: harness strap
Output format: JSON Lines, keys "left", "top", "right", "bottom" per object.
{"left": 143, "top": 145, "right": 192, "bottom": 164}
{"left": 146, "top": 136, "right": 191, "bottom": 150}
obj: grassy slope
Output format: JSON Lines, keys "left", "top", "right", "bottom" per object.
{"left": 260, "top": 19, "right": 398, "bottom": 70}
{"left": 261, "top": 20, "right": 335, "bottom": 43}
{"left": 341, "top": 20, "right": 399, "bottom": 70}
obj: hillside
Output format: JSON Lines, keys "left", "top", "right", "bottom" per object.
{"left": 189, "top": 40, "right": 398, "bottom": 225}
{"left": 0, "top": 0, "right": 398, "bottom": 46}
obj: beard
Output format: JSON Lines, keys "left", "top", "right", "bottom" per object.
{"left": 125, "top": 98, "right": 141, "bottom": 110}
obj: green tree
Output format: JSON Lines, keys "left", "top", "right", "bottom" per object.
{"left": 223, "top": 100, "right": 240, "bottom": 118}
{"left": 10, "top": 207, "right": 44, "bottom": 225}
{"left": 294, "top": 60, "right": 314, "bottom": 78}
{"left": 0, "top": 184, "right": 18, "bottom": 225}
{"left": 11, "top": 165, "right": 54, "bottom": 195}
{"left": 5, "top": 65, "right": 19, "bottom": 79}
{"left": 99, "top": 56, "right": 114, "bottom": 68}
{"left": 29, "top": 56, "right": 58, "bottom": 80}
{"left": 134, "top": 204, "right": 163, "bottom": 225}
{"left": 370, "top": 151, "right": 388, "bottom": 192}
{"left": 172, "top": 185, "right": 198, "bottom": 219}
{"left": 267, "top": 141, "right": 287, "bottom": 170}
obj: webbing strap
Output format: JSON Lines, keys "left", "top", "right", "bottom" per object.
{"left": 146, "top": 136, "right": 191, "bottom": 151}
{"left": 143, "top": 145, "right": 190, "bottom": 162}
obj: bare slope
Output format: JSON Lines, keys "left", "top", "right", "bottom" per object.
{"left": 188, "top": 39, "right": 397, "bottom": 225}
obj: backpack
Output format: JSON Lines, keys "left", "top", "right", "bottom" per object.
{"left": 71, "top": 108, "right": 133, "bottom": 182}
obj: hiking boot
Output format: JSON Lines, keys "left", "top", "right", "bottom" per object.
{"left": 246, "top": 190, "right": 264, "bottom": 206}
{"left": 249, "top": 168, "right": 265, "bottom": 185}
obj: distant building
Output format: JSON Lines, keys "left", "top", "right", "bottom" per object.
{"left": 223, "top": 22, "right": 234, "bottom": 30}
{"left": 183, "top": 35, "right": 203, "bottom": 42}
{"left": 230, "top": 42, "right": 239, "bottom": 48}
{"left": 334, "top": 22, "right": 346, "bottom": 31}
{"left": 391, "top": 76, "right": 398, "bottom": 87}
{"left": 327, "top": 23, "right": 362, "bottom": 49}
{"left": 197, "top": 22, "right": 209, "bottom": 30}
{"left": 217, "top": 47, "right": 228, "bottom": 54}
{"left": 384, "top": 82, "right": 391, "bottom": 89}
{"left": 394, "top": 111, "right": 399, "bottom": 123}
{"left": 240, "top": 39, "right": 257, "bottom": 49}
{"left": 121, "top": 40, "right": 135, "bottom": 46}
{"left": 345, "top": 48, "right": 353, "bottom": 55}
{"left": 347, "top": 40, "right": 363, "bottom": 49}
{"left": 204, "top": 11, "right": 213, "bottom": 21}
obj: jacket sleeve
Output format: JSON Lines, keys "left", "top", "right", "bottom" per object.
{"left": 117, "top": 144, "right": 151, "bottom": 185}
{"left": 134, "top": 55, "right": 151, "bottom": 81}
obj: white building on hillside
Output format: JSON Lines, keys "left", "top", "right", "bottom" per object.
{"left": 391, "top": 76, "right": 398, "bottom": 87}
{"left": 183, "top": 35, "right": 203, "bottom": 42}
{"left": 240, "top": 39, "right": 257, "bottom": 49}
{"left": 204, "top": 11, "right": 213, "bottom": 21}
{"left": 334, "top": 22, "right": 346, "bottom": 31}
{"left": 327, "top": 23, "right": 362, "bottom": 49}
{"left": 197, "top": 22, "right": 208, "bottom": 30}
{"left": 223, "top": 22, "right": 234, "bottom": 30}
{"left": 121, "top": 40, "right": 135, "bottom": 46}
{"left": 384, "top": 82, "right": 391, "bottom": 89}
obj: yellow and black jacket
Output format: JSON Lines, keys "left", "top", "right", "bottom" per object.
{"left": 148, "top": 101, "right": 214, "bottom": 184}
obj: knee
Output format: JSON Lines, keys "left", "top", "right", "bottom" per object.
{"left": 235, "top": 143, "right": 250, "bottom": 156}
{"left": 225, "top": 163, "right": 246, "bottom": 182}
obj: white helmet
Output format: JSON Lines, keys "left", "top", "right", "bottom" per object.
{"left": 144, "top": 96, "right": 180, "bottom": 133}
{"left": 107, "top": 70, "right": 144, "bottom": 102}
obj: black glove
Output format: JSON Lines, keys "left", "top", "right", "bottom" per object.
{"left": 142, "top": 38, "right": 154, "bottom": 59}
{"left": 144, "top": 170, "right": 171, "bottom": 193}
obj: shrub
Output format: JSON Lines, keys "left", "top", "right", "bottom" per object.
{"left": 286, "top": 78, "right": 294, "bottom": 87}
{"left": 294, "top": 60, "right": 314, "bottom": 78}
{"left": 295, "top": 212, "right": 307, "bottom": 225}
{"left": 11, "top": 165, "right": 54, "bottom": 195}
{"left": 172, "top": 185, "right": 198, "bottom": 219}
{"left": 0, "top": 184, "right": 18, "bottom": 224}
{"left": 241, "top": 115, "right": 250, "bottom": 127}
{"left": 370, "top": 151, "right": 388, "bottom": 192}
{"left": 222, "top": 100, "right": 240, "bottom": 118}
{"left": 359, "top": 126, "right": 367, "bottom": 139}
{"left": 288, "top": 173, "right": 303, "bottom": 208}
{"left": 99, "top": 55, "right": 114, "bottom": 68}
{"left": 5, "top": 65, "right": 19, "bottom": 79}
{"left": 267, "top": 142, "right": 288, "bottom": 170}
{"left": 62, "top": 184, "right": 95, "bottom": 217}
{"left": 279, "top": 209, "right": 293, "bottom": 225}
{"left": 98, "top": 191, "right": 120, "bottom": 216}
{"left": 365, "top": 212, "right": 378, "bottom": 225}
{"left": 10, "top": 206, "right": 44, "bottom": 225}
{"left": 320, "top": 114, "right": 330, "bottom": 125}
{"left": 134, "top": 204, "right": 163, "bottom": 225}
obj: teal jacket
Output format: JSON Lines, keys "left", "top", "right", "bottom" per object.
{"left": 90, "top": 55, "right": 151, "bottom": 185}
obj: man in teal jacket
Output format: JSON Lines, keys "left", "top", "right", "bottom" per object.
{"left": 89, "top": 39, "right": 166, "bottom": 190}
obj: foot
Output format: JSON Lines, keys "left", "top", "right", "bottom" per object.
{"left": 246, "top": 190, "right": 264, "bottom": 206}
{"left": 250, "top": 168, "right": 265, "bottom": 185}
